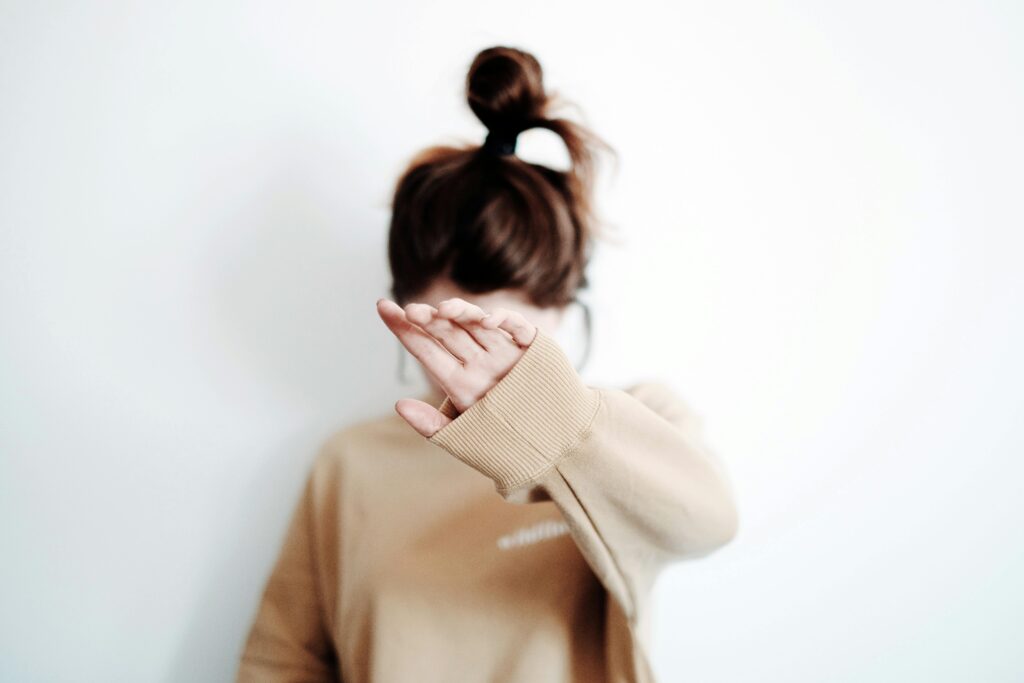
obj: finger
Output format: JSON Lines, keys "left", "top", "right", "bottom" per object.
{"left": 480, "top": 307, "right": 538, "bottom": 346}
{"left": 377, "top": 299, "right": 461, "bottom": 381}
{"left": 395, "top": 398, "right": 453, "bottom": 438}
{"left": 436, "top": 297, "right": 514, "bottom": 350}
{"left": 405, "top": 302, "right": 485, "bottom": 363}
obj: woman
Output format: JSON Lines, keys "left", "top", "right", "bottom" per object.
{"left": 236, "top": 45, "right": 738, "bottom": 683}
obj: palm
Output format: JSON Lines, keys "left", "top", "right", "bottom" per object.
{"left": 376, "top": 296, "right": 538, "bottom": 437}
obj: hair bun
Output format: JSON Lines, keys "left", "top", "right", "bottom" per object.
{"left": 388, "top": 46, "right": 616, "bottom": 312}
{"left": 466, "top": 46, "right": 548, "bottom": 135}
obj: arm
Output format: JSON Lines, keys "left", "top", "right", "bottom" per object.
{"left": 235, "top": 467, "right": 339, "bottom": 683}
{"left": 428, "top": 328, "right": 739, "bottom": 626}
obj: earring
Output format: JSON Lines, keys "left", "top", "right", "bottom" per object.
{"left": 396, "top": 338, "right": 414, "bottom": 385}
{"left": 574, "top": 297, "right": 593, "bottom": 374}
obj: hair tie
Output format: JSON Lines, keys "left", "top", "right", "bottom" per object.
{"left": 481, "top": 126, "right": 520, "bottom": 156}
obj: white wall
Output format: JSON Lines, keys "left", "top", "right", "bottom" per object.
{"left": 2, "top": 2, "right": 1021, "bottom": 681}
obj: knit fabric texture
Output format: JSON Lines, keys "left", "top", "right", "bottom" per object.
{"left": 235, "top": 327, "right": 738, "bottom": 682}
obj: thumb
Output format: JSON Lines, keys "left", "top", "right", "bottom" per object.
{"left": 395, "top": 398, "right": 453, "bottom": 438}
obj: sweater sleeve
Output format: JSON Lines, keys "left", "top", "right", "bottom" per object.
{"left": 427, "top": 327, "right": 739, "bottom": 626}
{"left": 235, "top": 468, "right": 339, "bottom": 683}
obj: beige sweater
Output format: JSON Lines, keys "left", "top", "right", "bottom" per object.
{"left": 235, "top": 327, "right": 739, "bottom": 682}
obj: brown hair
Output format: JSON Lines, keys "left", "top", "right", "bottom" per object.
{"left": 386, "top": 45, "right": 616, "bottom": 309}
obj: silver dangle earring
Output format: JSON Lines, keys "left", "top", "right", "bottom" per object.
{"left": 396, "top": 338, "right": 414, "bottom": 385}
{"left": 574, "top": 297, "right": 593, "bottom": 374}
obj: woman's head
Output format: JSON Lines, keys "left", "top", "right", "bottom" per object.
{"left": 386, "top": 45, "right": 614, "bottom": 318}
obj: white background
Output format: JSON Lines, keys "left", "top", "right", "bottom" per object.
{"left": 2, "top": 1, "right": 1022, "bottom": 681}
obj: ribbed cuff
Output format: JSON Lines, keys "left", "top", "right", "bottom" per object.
{"left": 427, "top": 327, "right": 601, "bottom": 493}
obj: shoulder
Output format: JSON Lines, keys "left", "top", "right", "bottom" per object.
{"left": 610, "top": 379, "right": 707, "bottom": 434}
{"left": 613, "top": 379, "right": 732, "bottom": 472}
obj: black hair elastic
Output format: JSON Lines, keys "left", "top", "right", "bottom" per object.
{"left": 481, "top": 127, "right": 519, "bottom": 156}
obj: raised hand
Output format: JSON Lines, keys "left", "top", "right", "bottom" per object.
{"left": 376, "top": 296, "right": 538, "bottom": 437}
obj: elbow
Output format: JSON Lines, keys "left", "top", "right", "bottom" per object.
{"left": 668, "top": 484, "right": 740, "bottom": 559}
{"left": 684, "top": 451, "right": 740, "bottom": 556}
{"left": 706, "top": 493, "right": 739, "bottom": 550}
